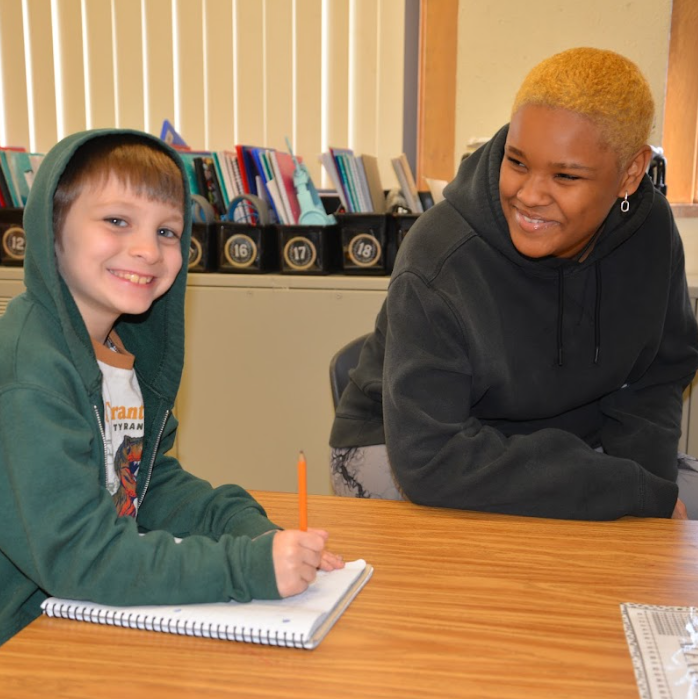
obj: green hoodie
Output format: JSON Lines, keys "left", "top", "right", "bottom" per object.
{"left": 0, "top": 129, "right": 280, "bottom": 646}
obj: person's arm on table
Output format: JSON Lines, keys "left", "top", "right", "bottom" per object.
{"left": 599, "top": 229, "right": 698, "bottom": 519}
{"left": 383, "top": 272, "right": 678, "bottom": 520}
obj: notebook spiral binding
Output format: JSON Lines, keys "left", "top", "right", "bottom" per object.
{"left": 45, "top": 600, "right": 304, "bottom": 647}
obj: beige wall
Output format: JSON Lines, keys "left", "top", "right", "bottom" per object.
{"left": 453, "top": 0, "right": 673, "bottom": 166}
{"left": 451, "top": 0, "right": 698, "bottom": 267}
{"left": 678, "top": 219, "right": 698, "bottom": 275}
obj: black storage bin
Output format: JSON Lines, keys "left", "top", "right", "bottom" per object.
{"left": 217, "top": 222, "right": 279, "bottom": 273}
{"left": 278, "top": 225, "right": 340, "bottom": 275}
{"left": 336, "top": 213, "right": 394, "bottom": 275}
{"left": 0, "top": 208, "right": 26, "bottom": 266}
{"left": 393, "top": 213, "right": 420, "bottom": 249}
{"left": 188, "top": 222, "right": 217, "bottom": 272}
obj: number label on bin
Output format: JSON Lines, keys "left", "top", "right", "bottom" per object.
{"left": 347, "top": 233, "right": 382, "bottom": 267}
{"left": 2, "top": 226, "right": 26, "bottom": 261}
{"left": 283, "top": 236, "right": 317, "bottom": 271}
{"left": 224, "top": 233, "right": 258, "bottom": 268}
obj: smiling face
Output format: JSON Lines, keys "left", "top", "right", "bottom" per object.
{"left": 499, "top": 105, "right": 629, "bottom": 259}
{"left": 55, "top": 175, "right": 184, "bottom": 342}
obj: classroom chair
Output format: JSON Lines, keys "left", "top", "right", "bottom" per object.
{"left": 329, "top": 334, "right": 369, "bottom": 410}
{"left": 329, "top": 334, "right": 404, "bottom": 500}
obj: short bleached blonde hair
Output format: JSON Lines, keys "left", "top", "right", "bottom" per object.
{"left": 511, "top": 47, "right": 654, "bottom": 167}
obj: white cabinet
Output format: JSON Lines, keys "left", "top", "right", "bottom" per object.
{"left": 176, "top": 274, "right": 388, "bottom": 495}
{"left": 0, "top": 267, "right": 24, "bottom": 315}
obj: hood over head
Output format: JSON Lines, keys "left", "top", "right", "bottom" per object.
{"left": 443, "top": 124, "right": 655, "bottom": 273}
{"left": 443, "top": 124, "right": 656, "bottom": 365}
{"left": 22, "top": 128, "right": 192, "bottom": 402}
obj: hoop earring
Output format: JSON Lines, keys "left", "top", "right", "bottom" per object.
{"left": 620, "top": 191, "right": 630, "bottom": 213}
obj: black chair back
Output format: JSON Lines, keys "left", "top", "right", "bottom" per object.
{"left": 329, "top": 334, "right": 370, "bottom": 409}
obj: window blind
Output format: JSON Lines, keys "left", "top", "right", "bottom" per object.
{"left": 0, "top": 0, "right": 405, "bottom": 187}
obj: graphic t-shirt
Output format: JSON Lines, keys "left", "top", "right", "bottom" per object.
{"left": 92, "top": 333, "right": 144, "bottom": 518}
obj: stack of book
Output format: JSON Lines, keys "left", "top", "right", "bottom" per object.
{"left": 177, "top": 147, "right": 306, "bottom": 226}
{"left": 0, "top": 148, "right": 44, "bottom": 208}
{"left": 320, "top": 148, "right": 386, "bottom": 214}
{"left": 162, "top": 119, "right": 309, "bottom": 225}
{"left": 390, "top": 154, "right": 424, "bottom": 214}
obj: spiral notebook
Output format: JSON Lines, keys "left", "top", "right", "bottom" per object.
{"left": 41, "top": 559, "right": 372, "bottom": 650}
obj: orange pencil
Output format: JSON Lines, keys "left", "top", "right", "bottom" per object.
{"left": 297, "top": 450, "right": 308, "bottom": 531}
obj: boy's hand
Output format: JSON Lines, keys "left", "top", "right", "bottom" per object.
{"left": 319, "top": 548, "right": 345, "bottom": 572}
{"left": 272, "top": 529, "right": 344, "bottom": 598}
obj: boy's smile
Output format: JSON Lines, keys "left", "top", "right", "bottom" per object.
{"left": 55, "top": 175, "right": 184, "bottom": 343}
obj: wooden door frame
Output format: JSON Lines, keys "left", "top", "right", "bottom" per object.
{"left": 663, "top": 0, "right": 698, "bottom": 207}
{"left": 416, "top": 0, "right": 459, "bottom": 189}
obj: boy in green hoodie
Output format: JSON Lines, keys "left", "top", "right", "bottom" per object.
{"left": 0, "top": 129, "right": 342, "bottom": 645}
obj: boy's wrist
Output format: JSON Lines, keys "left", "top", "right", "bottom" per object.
{"left": 245, "top": 532, "right": 282, "bottom": 600}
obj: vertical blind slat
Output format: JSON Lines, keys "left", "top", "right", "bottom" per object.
{"left": 23, "top": 0, "right": 57, "bottom": 151}
{"left": 53, "top": 0, "right": 86, "bottom": 136}
{"left": 112, "top": 0, "right": 144, "bottom": 130}
{"left": 322, "top": 0, "right": 349, "bottom": 186}
{"left": 0, "top": 0, "right": 30, "bottom": 147}
{"left": 376, "top": 0, "right": 404, "bottom": 188}
{"left": 173, "top": 0, "right": 204, "bottom": 146}
{"left": 143, "top": 0, "right": 175, "bottom": 137}
{"left": 348, "top": 0, "right": 378, "bottom": 157}
{"left": 82, "top": 0, "right": 115, "bottom": 130}
{"left": 263, "top": 0, "right": 293, "bottom": 153}
{"left": 203, "top": 0, "right": 234, "bottom": 150}
{"left": 233, "top": 0, "right": 265, "bottom": 145}
{"left": 294, "top": 0, "right": 322, "bottom": 183}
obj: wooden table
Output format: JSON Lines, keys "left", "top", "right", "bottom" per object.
{"left": 2, "top": 492, "right": 698, "bottom": 699}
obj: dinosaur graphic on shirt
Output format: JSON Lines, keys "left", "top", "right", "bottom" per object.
{"left": 111, "top": 435, "right": 143, "bottom": 517}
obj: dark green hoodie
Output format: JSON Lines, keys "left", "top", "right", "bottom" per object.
{"left": 0, "top": 129, "right": 280, "bottom": 646}
{"left": 331, "top": 125, "right": 698, "bottom": 520}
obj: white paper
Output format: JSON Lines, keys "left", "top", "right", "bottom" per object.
{"left": 41, "top": 560, "right": 369, "bottom": 648}
{"left": 621, "top": 603, "right": 698, "bottom": 698}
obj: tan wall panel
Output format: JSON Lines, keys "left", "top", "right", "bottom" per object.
{"left": 454, "top": 0, "right": 672, "bottom": 169}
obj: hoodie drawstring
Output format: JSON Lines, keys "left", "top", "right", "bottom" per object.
{"left": 557, "top": 268, "right": 564, "bottom": 367}
{"left": 594, "top": 261, "right": 601, "bottom": 364}
{"left": 556, "top": 262, "right": 602, "bottom": 367}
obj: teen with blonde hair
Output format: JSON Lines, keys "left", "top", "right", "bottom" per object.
{"left": 330, "top": 47, "right": 698, "bottom": 520}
